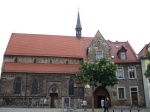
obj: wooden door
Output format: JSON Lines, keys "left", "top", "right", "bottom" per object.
{"left": 50, "top": 93, "right": 58, "bottom": 108}
{"left": 94, "top": 86, "right": 110, "bottom": 108}
{"left": 131, "top": 92, "right": 138, "bottom": 106}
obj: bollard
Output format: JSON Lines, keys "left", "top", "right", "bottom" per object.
{"left": 130, "top": 110, "right": 131, "bottom": 112}
{"left": 138, "top": 110, "right": 140, "bottom": 112}
{"left": 113, "top": 110, "right": 114, "bottom": 112}
{"left": 121, "top": 110, "right": 123, "bottom": 112}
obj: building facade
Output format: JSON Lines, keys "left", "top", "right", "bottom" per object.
{"left": 138, "top": 43, "right": 150, "bottom": 108}
{"left": 0, "top": 12, "right": 145, "bottom": 108}
{"left": 84, "top": 31, "right": 144, "bottom": 108}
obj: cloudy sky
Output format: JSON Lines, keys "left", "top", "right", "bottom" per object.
{"left": 0, "top": 0, "right": 150, "bottom": 72}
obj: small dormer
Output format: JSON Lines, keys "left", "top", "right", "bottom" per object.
{"left": 117, "top": 45, "right": 127, "bottom": 60}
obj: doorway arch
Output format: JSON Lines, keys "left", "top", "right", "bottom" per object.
{"left": 49, "top": 84, "right": 58, "bottom": 108}
{"left": 93, "top": 86, "right": 110, "bottom": 108}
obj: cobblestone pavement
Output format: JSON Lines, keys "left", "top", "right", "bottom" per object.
{"left": 0, "top": 108, "right": 150, "bottom": 112}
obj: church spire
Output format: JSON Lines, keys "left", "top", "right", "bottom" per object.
{"left": 75, "top": 10, "right": 82, "bottom": 39}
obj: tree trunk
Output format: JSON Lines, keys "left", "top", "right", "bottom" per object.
{"left": 91, "top": 75, "right": 94, "bottom": 112}
{"left": 92, "top": 84, "right": 94, "bottom": 112}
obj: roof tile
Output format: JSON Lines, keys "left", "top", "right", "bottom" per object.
{"left": 5, "top": 33, "right": 93, "bottom": 59}
{"left": 107, "top": 41, "right": 139, "bottom": 63}
{"left": 3, "top": 62, "right": 80, "bottom": 74}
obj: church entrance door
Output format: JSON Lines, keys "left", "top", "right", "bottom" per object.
{"left": 93, "top": 86, "right": 110, "bottom": 108}
{"left": 50, "top": 93, "right": 58, "bottom": 108}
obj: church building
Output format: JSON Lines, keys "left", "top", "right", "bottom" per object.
{"left": 0, "top": 11, "right": 145, "bottom": 108}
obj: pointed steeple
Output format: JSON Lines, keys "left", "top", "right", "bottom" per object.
{"left": 75, "top": 10, "right": 82, "bottom": 39}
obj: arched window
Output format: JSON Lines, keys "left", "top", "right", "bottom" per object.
{"left": 49, "top": 59, "right": 53, "bottom": 64}
{"left": 65, "top": 60, "right": 69, "bottom": 64}
{"left": 33, "top": 58, "right": 37, "bottom": 63}
{"left": 14, "top": 77, "right": 21, "bottom": 94}
{"left": 69, "top": 79, "right": 74, "bottom": 95}
{"left": 31, "top": 79, "right": 38, "bottom": 95}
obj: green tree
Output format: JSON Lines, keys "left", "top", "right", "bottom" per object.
{"left": 77, "top": 57, "right": 118, "bottom": 112}
{"left": 144, "top": 51, "right": 150, "bottom": 78}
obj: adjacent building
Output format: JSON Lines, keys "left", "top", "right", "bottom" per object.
{"left": 138, "top": 43, "right": 150, "bottom": 108}
{"left": 0, "top": 12, "right": 145, "bottom": 108}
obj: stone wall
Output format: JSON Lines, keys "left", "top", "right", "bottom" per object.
{"left": 4, "top": 56, "right": 82, "bottom": 64}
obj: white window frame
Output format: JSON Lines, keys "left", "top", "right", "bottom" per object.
{"left": 128, "top": 66, "right": 136, "bottom": 79}
{"left": 96, "top": 50, "right": 103, "bottom": 59}
{"left": 120, "top": 52, "right": 126, "bottom": 60}
{"left": 117, "top": 67, "right": 124, "bottom": 79}
{"left": 117, "top": 87, "right": 126, "bottom": 100}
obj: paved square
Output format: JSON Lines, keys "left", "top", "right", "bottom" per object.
{"left": 0, "top": 108, "right": 150, "bottom": 112}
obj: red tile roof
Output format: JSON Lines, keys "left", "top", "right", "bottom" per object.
{"left": 3, "top": 62, "right": 80, "bottom": 74}
{"left": 138, "top": 42, "right": 150, "bottom": 57}
{"left": 3, "top": 33, "right": 140, "bottom": 74}
{"left": 107, "top": 40, "right": 139, "bottom": 63}
{"left": 5, "top": 33, "right": 93, "bottom": 59}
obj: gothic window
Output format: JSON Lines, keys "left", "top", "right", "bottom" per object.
{"left": 31, "top": 79, "right": 38, "bottom": 95}
{"left": 14, "top": 77, "right": 21, "bottom": 94}
{"left": 48, "top": 59, "right": 53, "bottom": 64}
{"left": 69, "top": 79, "right": 74, "bottom": 95}
{"left": 14, "top": 57, "right": 18, "bottom": 63}
{"left": 74, "top": 87, "right": 84, "bottom": 98}
{"left": 66, "top": 60, "right": 69, "bottom": 64}
{"left": 33, "top": 58, "right": 37, "bottom": 63}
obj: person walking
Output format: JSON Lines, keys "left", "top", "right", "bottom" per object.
{"left": 100, "top": 98, "right": 104, "bottom": 108}
{"left": 83, "top": 99, "right": 87, "bottom": 111}
{"left": 104, "top": 98, "right": 109, "bottom": 112}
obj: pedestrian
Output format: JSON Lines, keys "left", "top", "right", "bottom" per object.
{"left": 81, "top": 100, "right": 84, "bottom": 109}
{"left": 104, "top": 98, "right": 109, "bottom": 112}
{"left": 83, "top": 99, "right": 87, "bottom": 111}
{"left": 101, "top": 98, "right": 104, "bottom": 108}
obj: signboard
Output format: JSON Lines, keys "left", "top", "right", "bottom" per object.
{"left": 40, "top": 98, "right": 47, "bottom": 104}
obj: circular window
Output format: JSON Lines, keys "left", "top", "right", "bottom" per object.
{"left": 52, "top": 86, "right": 57, "bottom": 93}
{"left": 97, "top": 41, "right": 100, "bottom": 45}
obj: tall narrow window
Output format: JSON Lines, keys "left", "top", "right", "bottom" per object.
{"left": 49, "top": 60, "right": 53, "bottom": 64}
{"left": 14, "top": 77, "right": 21, "bottom": 94}
{"left": 120, "top": 52, "right": 126, "bottom": 60}
{"left": 118, "top": 87, "right": 125, "bottom": 99}
{"left": 33, "top": 58, "right": 37, "bottom": 63}
{"left": 69, "top": 79, "right": 74, "bottom": 95}
{"left": 129, "top": 67, "right": 136, "bottom": 79}
{"left": 117, "top": 68, "right": 124, "bottom": 79}
{"left": 31, "top": 79, "right": 38, "bottom": 95}
{"left": 14, "top": 57, "right": 18, "bottom": 63}
{"left": 65, "top": 60, "right": 69, "bottom": 64}
{"left": 96, "top": 51, "right": 102, "bottom": 59}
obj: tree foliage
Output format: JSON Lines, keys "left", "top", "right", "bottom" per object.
{"left": 147, "top": 51, "right": 150, "bottom": 60}
{"left": 144, "top": 63, "right": 150, "bottom": 78}
{"left": 144, "top": 51, "right": 150, "bottom": 78}
{"left": 77, "top": 57, "right": 118, "bottom": 87}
